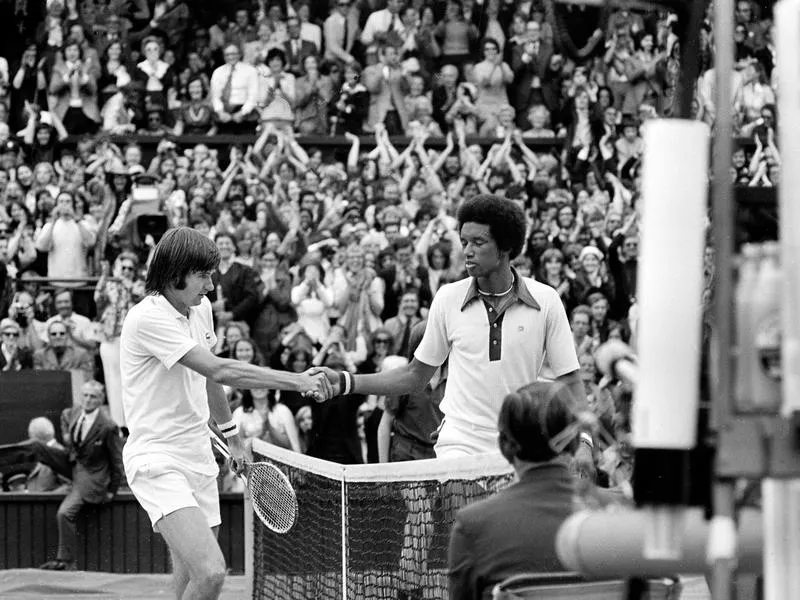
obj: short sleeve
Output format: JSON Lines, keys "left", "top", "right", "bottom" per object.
{"left": 413, "top": 289, "right": 450, "bottom": 368}
{"left": 133, "top": 309, "right": 198, "bottom": 370}
{"left": 542, "top": 287, "right": 580, "bottom": 378}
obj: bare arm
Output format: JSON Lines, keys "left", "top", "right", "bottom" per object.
{"left": 315, "top": 357, "right": 438, "bottom": 398}
{"left": 377, "top": 410, "right": 394, "bottom": 463}
{"left": 555, "top": 369, "right": 588, "bottom": 412}
{"left": 180, "top": 345, "right": 330, "bottom": 397}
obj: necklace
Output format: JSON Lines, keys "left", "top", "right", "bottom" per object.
{"left": 477, "top": 279, "right": 514, "bottom": 297}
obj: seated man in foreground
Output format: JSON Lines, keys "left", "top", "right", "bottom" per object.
{"left": 447, "top": 381, "right": 579, "bottom": 599}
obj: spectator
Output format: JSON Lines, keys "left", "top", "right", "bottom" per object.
{"left": 331, "top": 62, "right": 368, "bottom": 135}
{"left": 291, "top": 262, "right": 333, "bottom": 345}
{"left": 324, "top": 0, "right": 357, "bottom": 65}
{"left": 44, "top": 289, "right": 96, "bottom": 351}
{"left": 0, "top": 317, "right": 33, "bottom": 370}
{"left": 435, "top": 1, "right": 480, "bottom": 75}
{"left": 173, "top": 76, "right": 216, "bottom": 136}
{"left": 363, "top": 43, "right": 409, "bottom": 135}
{"left": 26, "top": 416, "right": 69, "bottom": 492}
{"left": 34, "top": 320, "right": 95, "bottom": 390}
{"left": 257, "top": 48, "right": 296, "bottom": 131}
{"left": 295, "top": 405, "right": 313, "bottom": 453}
{"left": 382, "top": 288, "right": 421, "bottom": 366}
{"left": 448, "top": 381, "right": 580, "bottom": 598}
{"left": 471, "top": 37, "right": 514, "bottom": 135}
{"left": 29, "top": 380, "right": 123, "bottom": 571}
{"left": 295, "top": 54, "right": 333, "bottom": 135}
{"left": 361, "top": 0, "right": 406, "bottom": 47}
{"left": 209, "top": 44, "right": 259, "bottom": 135}
{"left": 94, "top": 253, "right": 145, "bottom": 427}
{"left": 283, "top": 16, "right": 317, "bottom": 77}
{"left": 48, "top": 40, "right": 100, "bottom": 135}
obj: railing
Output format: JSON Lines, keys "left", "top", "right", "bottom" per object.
{"left": 0, "top": 491, "right": 245, "bottom": 574}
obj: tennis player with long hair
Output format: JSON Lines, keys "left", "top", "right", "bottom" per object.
{"left": 313, "top": 195, "right": 594, "bottom": 475}
{"left": 120, "top": 228, "right": 332, "bottom": 600}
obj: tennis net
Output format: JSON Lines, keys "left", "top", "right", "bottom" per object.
{"left": 245, "top": 439, "right": 515, "bottom": 600}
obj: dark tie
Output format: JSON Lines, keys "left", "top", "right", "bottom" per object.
{"left": 389, "top": 13, "right": 398, "bottom": 34}
{"left": 74, "top": 414, "right": 86, "bottom": 446}
{"left": 342, "top": 15, "right": 349, "bottom": 50}
{"left": 222, "top": 64, "right": 235, "bottom": 112}
{"left": 399, "top": 318, "right": 412, "bottom": 358}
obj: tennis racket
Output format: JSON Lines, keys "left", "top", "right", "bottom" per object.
{"left": 211, "top": 434, "right": 298, "bottom": 534}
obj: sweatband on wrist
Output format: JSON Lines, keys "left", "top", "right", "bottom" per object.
{"left": 218, "top": 420, "right": 237, "bottom": 434}
{"left": 342, "top": 371, "right": 353, "bottom": 395}
{"left": 220, "top": 423, "right": 240, "bottom": 438}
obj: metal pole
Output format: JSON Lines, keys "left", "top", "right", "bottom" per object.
{"left": 711, "top": 0, "right": 736, "bottom": 597}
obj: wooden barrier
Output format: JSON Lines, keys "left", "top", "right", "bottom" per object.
{"left": 0, "top": 492, "right": 245, "bottom": 574}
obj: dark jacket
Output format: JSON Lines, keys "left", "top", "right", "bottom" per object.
{"left": 448, "top": 461, "right": 574, "bottom": 600}
{"left": 210, "top": 262, "right": 263, "bottom": 326}
{"left": 0, "top": 345, "right": 34, "bottom": 371}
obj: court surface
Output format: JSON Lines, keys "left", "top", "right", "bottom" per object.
{"left": 0, "top": 570, "right": 712, "bottom": 599}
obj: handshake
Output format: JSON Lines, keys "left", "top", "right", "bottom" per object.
{"left": 296, "top": 367, "right": 346, "bottom": 402}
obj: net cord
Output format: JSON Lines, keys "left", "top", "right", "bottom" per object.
{"left": 250, "top": 439, "right": 514, "bottom": 483}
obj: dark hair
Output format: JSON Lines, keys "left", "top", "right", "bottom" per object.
{"left": 266, "top": 47, "right": 286, "bottom": 66}
{"left": 299, "top": 261, "right": 326, "bottom": 281}
{"left": 427, "top": 241, "right": 451, "bottom": 270}
{"left": 498, "top": 381, "right": 578, "bottom": 463}
{"left": 457, "top": 194, "right": 527, "bottom": 259}
{"left": 213, "top": 231, "right": 236, "bottom": 245}
{"left": 145, "top": 227, "right": 220, "bottom": 293}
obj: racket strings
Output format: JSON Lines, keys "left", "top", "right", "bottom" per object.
{"left": 247, "top": 463, "right": 298, "bottom": 534}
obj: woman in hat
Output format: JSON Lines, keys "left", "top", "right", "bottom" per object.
{"left": 572, "top": 245, "right": 616, "bottom": 307}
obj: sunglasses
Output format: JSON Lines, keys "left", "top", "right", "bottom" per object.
{"left": 49, "top": 331, "right": 67, "bottom": 337}
{"left": 121, "top": 265, "right": 135, "bottom": 271}
{"left": 2, "top": 332, "right": 19, "bottom": 337}
{"left": 374, "top": 338, "right": 391, "bottom": 344}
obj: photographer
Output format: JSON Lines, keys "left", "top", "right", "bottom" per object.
{"left": 35, "top": 190, "right": 97, "bottom": 293}
{"left": 6, "top": 291, "right": 46, "bottom": 353}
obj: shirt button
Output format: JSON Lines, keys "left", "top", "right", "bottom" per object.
{"left": 488, "top": 307, "right": 493, "bottom": 312}
{"left": 492, "top": 340, "right": 498, "bottom": 345}
{"left": 492, "top": 323, "right": 497, "bottom": 328}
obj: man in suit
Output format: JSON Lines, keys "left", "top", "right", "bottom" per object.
{"left": 283, "top": 16, "right": 317, "bottom": 77}
{"left": 448, "top": 381, "right": 582, "bottom": 598}
{"left": 0, "top": 318, "right": 34, "bottom": 371}
{"left": 379, "top": 237, "right": 432, "bottom": 320}
{"left": 324, "top": 0, "right": 357, "bottom": 65}
{"left": 362, "top": 42, "right": 410, "bottom": 135}
{"left": 382, "top": 289, "right": 422, "bottom": 358}
{"left": 28, "top": 380, "right": 124, "bottom": 570}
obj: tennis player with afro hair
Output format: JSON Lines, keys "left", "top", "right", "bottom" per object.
{"left": 313, "top": 195, "right": 593, "bottom": 474}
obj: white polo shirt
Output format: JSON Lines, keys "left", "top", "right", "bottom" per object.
{"left": 414, "top": 271, "right": 579, "bottom": 431}
{"left": 120, "top": 294, "right": 218, "bottom": 477}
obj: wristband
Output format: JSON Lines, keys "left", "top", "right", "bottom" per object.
{"left": 218, "top": 419, "right": 237, "bottom": 434}
{"left": 338, "top": 371, "right": 347, "bottom": 397}
{"left": 342, "top": 371, "right": 353, "bottom": 395}
{"left": 220, "top": 423, "right": 240, "bottom": 438}
{"left": 579, "top": 431, "right": 594, "bottom": 449}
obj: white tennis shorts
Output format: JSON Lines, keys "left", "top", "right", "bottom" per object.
{"left": 434, "top": 417, "right": 499, "bottom": 459}
{"left": 127, "top": 459, "right": 221, "bottom": 529}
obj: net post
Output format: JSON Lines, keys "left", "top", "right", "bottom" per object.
{"left": 340, "top": 466, "right": 348, "bottom": 600}
{"left": 244, "top": 490, "right": 254, "bottom": 599}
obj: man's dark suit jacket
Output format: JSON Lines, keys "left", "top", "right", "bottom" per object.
{"left": 283, "top": 39, "right": 318, "bottom": 76}
{"left": 448, "top": 462, "right": 574, "bottom": 600}
{"left": 58, "top": 407, "right": 125, "bottom": 503}
{"left": 0, "top": 345, "right": 34, "bottom": 371}
{"left": 379, "top": 265, "right": 433, "bottom": 320}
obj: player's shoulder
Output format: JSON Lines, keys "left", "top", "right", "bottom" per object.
{"left": 435, "top": 277, "right": 473, "bottom": 302}
{"left": 519, "top": 276, "right": 563, "bottom": 310}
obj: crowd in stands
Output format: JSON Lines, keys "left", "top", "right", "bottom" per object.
{"left": 0, "top": 0, "right": 779, "bottom": 501}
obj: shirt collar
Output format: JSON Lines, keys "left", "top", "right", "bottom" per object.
{"left": 460, "top": 267, "right": 541, "bottom": 311}
{"left": 152, "top": 293, "right": 189, "bottom": 320}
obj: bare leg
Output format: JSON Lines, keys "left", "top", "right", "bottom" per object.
{"left": 169, "top": 525, "right": 220, "bottom": 600}
{"left": 156, "top": 507, "right": 226, "bottom": 600}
